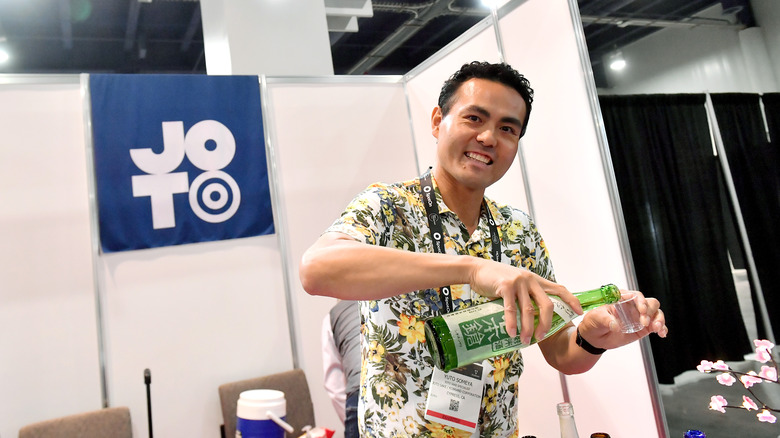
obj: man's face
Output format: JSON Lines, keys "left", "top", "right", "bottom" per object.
{"left": 431, "top": 78, "right": 527, "bottom": 193}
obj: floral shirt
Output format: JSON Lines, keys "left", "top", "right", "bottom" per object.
{"left": 326, "top": 176, "right": 556, "bottom": 438}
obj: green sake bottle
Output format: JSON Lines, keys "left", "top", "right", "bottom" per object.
{"left": 424, "top": 284, "right": 621, "bottom": 371}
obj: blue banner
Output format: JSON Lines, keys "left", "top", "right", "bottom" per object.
{"left": 90, "top": 74, "right": 274, "bottom": 252}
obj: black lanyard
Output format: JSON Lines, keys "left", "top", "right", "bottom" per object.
{"left": 419, "top": 169, "right": 501, "bottom": 314}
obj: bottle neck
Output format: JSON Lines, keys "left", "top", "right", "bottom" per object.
{"left": 574, "top": 284, "right": 620, "bottom": 311}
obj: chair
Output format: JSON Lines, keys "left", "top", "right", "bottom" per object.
{"left": 218, "top": 369, "right": 315, "bottom": 438}
{"left": 18, "top": 406, "right": 132, "bottom": 438}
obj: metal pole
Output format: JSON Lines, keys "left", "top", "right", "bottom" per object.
{"left": 704, "top": 93, "right": 776, "bottom": 344}
{"left": 80, "top": 73, "right": 111, "bottom": 408}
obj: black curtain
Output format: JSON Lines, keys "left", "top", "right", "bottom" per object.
{"left": 599, "top": 94, "right": 751, "bottom": 384}
{"left": 712, "top": 93, "right": 780, "bottom": 340}
{"left": 761, "top": 93, "right": 780, "bottom": 142}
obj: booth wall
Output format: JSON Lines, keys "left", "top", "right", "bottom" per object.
{"left": 266, "top": 79, "right": 418, "bottom": 437}
{"left": 499, "top": 1, "right": 658, "bottom": 436}
{"left": 0, "top": 81, "right": 103, "bottom": 438}
{"left": 403, "top": 0, "right": 659, "bottom": 436}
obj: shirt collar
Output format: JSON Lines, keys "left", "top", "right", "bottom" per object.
{"left": 428, "top": 174, "right": 506, "bottom": 229}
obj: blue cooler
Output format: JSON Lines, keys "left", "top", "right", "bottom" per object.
{"left": 236, "top": 389, "right": 287, "bottom": 438}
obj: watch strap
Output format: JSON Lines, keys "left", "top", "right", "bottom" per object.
{"left": 576, "top": 327, "right": 606, "bottom": 355}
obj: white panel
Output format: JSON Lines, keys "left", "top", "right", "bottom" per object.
{"left": 201, "top": 0, "right": 334, "bottom": 76}
{"left": 753, "top": 0, "right": 780, "bottom": 88}
{"left": 0, "top": 82, "right": 103, "bottom": 437}
{"left": 267, "top": 80, "right": 418, "bottom": 436}
{"left": 739, "top": 27, "right": 778, "bottom": 92}
{"left": 102, "top": 237, "right": 293, "bottom": 438}
{"left": 502, "top": 1, "right": 658, "bottom": 437}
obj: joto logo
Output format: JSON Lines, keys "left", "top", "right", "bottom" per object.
{"left": 130, "top": 120, "right": 240, "bottom": 229}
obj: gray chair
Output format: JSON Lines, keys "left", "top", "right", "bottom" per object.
{"left": 218, "top": 369, "right": 315, "bottom": 438}
{"left": 18, "top": 406, "right": 132, "bottom": 438}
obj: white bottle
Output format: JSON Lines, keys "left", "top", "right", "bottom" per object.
{"left": 557, "top": 402, "right": 580, "bottom": 438}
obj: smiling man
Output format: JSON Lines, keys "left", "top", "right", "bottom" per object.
{"left": 300, "top": 61, "right": 667, "bottom": 437}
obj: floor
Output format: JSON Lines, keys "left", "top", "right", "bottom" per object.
{"left": 660, "top": 360, "right": 780, "bottom": 438}
{"left": 659, "top": 269, "right": 778, "bottom": 437}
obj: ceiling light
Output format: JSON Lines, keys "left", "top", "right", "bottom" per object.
{"left": 0, "top": 48, "right": 9, "bottom": 64}
{"left": 608, "top": 50, "right": 626, "bottom": 71}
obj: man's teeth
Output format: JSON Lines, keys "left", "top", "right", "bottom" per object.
{"left": 466, "top": 152, "right": 491, "bottom": 164}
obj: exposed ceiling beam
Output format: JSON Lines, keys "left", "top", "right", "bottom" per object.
{"left": 59, "top": 0, "right": 73, "bottom": 50}
{"left": 347, "top": 0, "right": 487, "bottom": 75}
{"left": 580, "top": 14, "right": 744, "bottom": 30}
{"left": 180, "top": 5, "right": 201, "bottom": 51}
{"left": 124, "top": 0, "right": 142, "bottom": 51}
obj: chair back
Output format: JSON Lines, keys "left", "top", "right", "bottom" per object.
{"left": 218, "top": 368, "right": 315, "bottom": 438}
{"left": 18, "top": 406, "right": 132, "bottom": 438}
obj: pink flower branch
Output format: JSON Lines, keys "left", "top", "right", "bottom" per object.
{"left": 698, "top": 340, "right": 779, "bottom": 424}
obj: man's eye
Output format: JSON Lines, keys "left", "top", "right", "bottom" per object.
{"left": 501, "top": 126, "right": 518, "bottom": 135}
{"left": 466, "top": 115, "right": 480, "bottom": 122}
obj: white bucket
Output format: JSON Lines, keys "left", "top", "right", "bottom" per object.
{"left": 236, "top": 389, "right": 287, "bottom": 438}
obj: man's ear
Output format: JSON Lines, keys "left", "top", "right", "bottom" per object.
{"left": 431, "top": 106, "right": 443, "bottom": 139}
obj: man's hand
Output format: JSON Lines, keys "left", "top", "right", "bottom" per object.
{"left": 468, "top": 259, "right": 582, "bottom": 345}
{"left": 577, "top": 289, "right": 668, "bottom": 351}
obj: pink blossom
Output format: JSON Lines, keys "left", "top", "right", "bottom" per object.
{"left": 757, "top": 409, "right": 777, "bottom": 424}
{"left": 697, "top": 360, "right": 714, "bottom": 373}
{"left": 758, "top": 365, "right": 778, "bottom": 382}
{"left": 754, "top": 339, "right": 775, "bottom": 363}
{"left": 740, "top": 371, "right": 763, "bottom": 388}
{"left": 709, "top": 395, "right": 727, "bottom": 413}
{"left": 756, "top": 348, "right": 773, "bottom": 363}
{"left": 712, "top": 360, "right": 730, "bottom": 371}
{"left": 742, "top": 396, "right": 758, "bottom": 411}
{"left": 716, "top": 372, "right": 736, "bottom": 386}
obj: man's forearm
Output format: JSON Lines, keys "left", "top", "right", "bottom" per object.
{"left": 300, "top": 234, "right": 478, "bottom": 300}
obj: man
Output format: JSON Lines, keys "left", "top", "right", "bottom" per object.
{"left": 300, "top": 61, "right": 667, "bottom": 437}
{"left": 321, "top": 300, "right": 360, "bottom": 438}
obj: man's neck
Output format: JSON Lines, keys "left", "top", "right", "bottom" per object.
{"left": 431, "top": 168, "right": 484, "bottom": 235}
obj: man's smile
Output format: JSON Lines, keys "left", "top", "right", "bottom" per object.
{"left": 465, "top": 151, "right": 492, "bottom": 165}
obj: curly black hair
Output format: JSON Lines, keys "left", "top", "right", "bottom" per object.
{"left": 437, "top": 61, "right": 534, "bottom": 138}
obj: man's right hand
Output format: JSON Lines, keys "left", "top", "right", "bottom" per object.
{"left": 468, "top": 259, "right": 581, "bottom": 344}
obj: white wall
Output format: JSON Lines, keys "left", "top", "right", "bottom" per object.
{"left": 0, "top": 80, "right": 104, "bottom": 437}
{"left": 754, "top": 0, "right": 780, "bottom": 87}
{"left": 404, "top": 1, "right": 661, "bottom": 436}
{"left": 602, "top": 3, "right": 780, "bottom": 94}
{"left": 500, "top": 1, "right": 658, "bottom": 437}
{"left": 267, "top": 78, "right": 418, "bottom": 437}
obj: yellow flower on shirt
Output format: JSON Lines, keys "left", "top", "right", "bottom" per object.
{"left": 397, "top": 313, "right": 425, "bottom": 344}
{"left": 369, "top": 340, "right": 385, "bottom": 363}
{"left": 492, "top": 355, "right": 511, "bottom": 383}
{"left": 425, "top": 421, "right": 473, "bottom": 438}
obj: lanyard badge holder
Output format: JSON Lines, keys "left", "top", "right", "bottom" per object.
{"left": 419, "top": 169, "right": 501, "bottom": 433}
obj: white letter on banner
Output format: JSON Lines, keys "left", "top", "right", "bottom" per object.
{"left": 131, "top": 172, "right": 189, "bottom": 229}
{"left": 184, "top": 120, "right": 235, "bottom": 171}
{"left": 129, "top": 121, "right": 186, "bottom": 174}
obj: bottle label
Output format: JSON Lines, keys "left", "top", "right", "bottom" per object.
{"left": 444, "top": 297, "right": 577, "bottom": 357}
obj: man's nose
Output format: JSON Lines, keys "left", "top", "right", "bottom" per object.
{"left": 476, "top": 128, "right": 497, "bottom": 146}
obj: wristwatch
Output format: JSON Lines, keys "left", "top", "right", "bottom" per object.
{"left": 576, "top": 327, "right": 607, "bottom": 355}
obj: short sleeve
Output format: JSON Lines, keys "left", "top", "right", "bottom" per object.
{"left": 325, "top": 184, "right": 396, "bottom": 246}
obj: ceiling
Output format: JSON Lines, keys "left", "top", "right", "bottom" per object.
{"left": 0, "top": 0, "right": 753, "bottom": 87}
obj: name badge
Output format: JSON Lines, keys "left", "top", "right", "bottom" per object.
{"left": 424, "top": 362, "right": 485, "bottom": 433}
